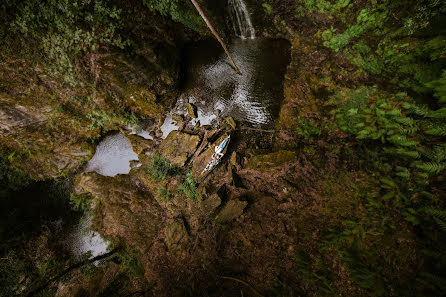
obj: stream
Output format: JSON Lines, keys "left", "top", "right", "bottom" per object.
{"left": 161, "top": 37, "right": 290, "bottom": 137}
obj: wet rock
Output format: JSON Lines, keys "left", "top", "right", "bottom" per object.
{"left": 157, "top": 130, "right": 201, "bottom": 167}
{"left": 172, "top": 113, "right": 183, "bottom": 122}
{"left": 165, "top": 218, "right": 189, "bottom": 252}
{"left": 215, "top": 200, "right": 247, "bottom": 223}
{"left": 129, "top": 160, "right": 141, "bottom": 169}
{"left": 125, "top": 134, "right": 155, "bottom": 155}
{"left": 225, "top": 116, "right": 237, "bottom": 129}
{"left": 186, "top": 102, "right": 198, "bottom": 119}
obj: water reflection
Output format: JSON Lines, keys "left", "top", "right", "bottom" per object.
{"left": 85, "top": 132, "right": 138, "bottom": 176}
{"left": 161, "top": 38, "right": 290, "bottom": 136}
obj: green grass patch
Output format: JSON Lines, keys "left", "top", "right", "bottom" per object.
{"left": 147, "top": 153, "right": 178, "bottom": 180}
{"left": 178, "top": 171, "right": 197, "bottom": 201}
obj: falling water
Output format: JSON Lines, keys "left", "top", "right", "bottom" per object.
{"left": 228, "top": 0, "right": 255, "bottom": 39}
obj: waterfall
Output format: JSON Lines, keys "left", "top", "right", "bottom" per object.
{"left": 228, "top": 0, "right": 255, "bottom": 39}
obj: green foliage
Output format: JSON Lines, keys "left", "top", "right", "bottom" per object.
{"left": 316, "top": 0, "right": 446, "bottom": 94}
{"left": 402, "top": 1, "right": 446, "bottom": 34}
{"left": 321, "top": 9, "right": 387, "bottom": 52}
{"left": 296, "top": 117, "right": 322, "bottom": 141}
{"left": 262, "top": 3, "right": 273, "bottom": 15}
{"left": 143, "top": 0, "right": 204, "bottom": 31}
{"left": 147, "top": 153, "right": 178, "bottom": 180}
{"left": 300, "top": 0, "right": 351, "bottom": 13}
{"left": 0, "top": 251, "right": 28, "bottom": 297}
{"left": 86, "top": 109, "right": 137, "bottom": 131}
{"left": 157, "top": 185, "right": 172, "bottom": 202}
{"left": 11, "top": 0, "right": 128, "bottom": 86}
{"left": 332, "top": 84, "right": 446, "bottom": 294}
{"left": 69, "top": 193, "right": 92, "bottom": 212}
{"left": 116, "top": 249, "right": 145, "bottom": 277}
{"left": 423, "top": 207, "right": 446, "bottom": 231}
{"left": 178, "top": 171, "right": 197, "bottom": 201}
{"left": 0, "top": 149, "right": 30, "bottom": 197}
{"left": 426, "top": 71, "right": 446, "bottom": 104}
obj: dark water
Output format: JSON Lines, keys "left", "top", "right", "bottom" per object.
{"left": 181, "top": 38, "right": 290, "bottom": 128}
{"left": 0, "top": 179, "right": 75, "bottom": 252}
{"left": 0, "top": 179, "right": 109, "bottom": 259}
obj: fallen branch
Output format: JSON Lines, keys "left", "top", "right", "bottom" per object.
{"left": 27, "top": 249, "right": 117, "bottom": 297}
{"left": 190, "top": 0, "right": 241, "bottom": 75}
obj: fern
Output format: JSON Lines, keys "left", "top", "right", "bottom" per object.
{"left": 178, "top": 171, "right": 197, "bottom": 201}
{"left": 433, "top": 218, "right": 446, "bottom": 232}
{"left": 393, "top": 116, "right": 415, "bottom": 126}
{"left": 428, "top": 108, "right": 446, "bottom": 119}
{"left": 402, "top": 102, "right": 430, "bottom": 117}
{"left": 395, "top": 166, "right": 410, "bottom": 179}
{"left": 424, "top": 207, "right": 446, "bottom": 221}
{"left": 387, "top": 135, "right": 418, "bottom": 147}
{"left": 423, "top": 145, "right": 446, "bottom": 161}
{"left": 416, "top": 162, "right": 446, "bottom": 174}
{"left": 425, "top": 70, "right": 446, "bottom": 104}
{"left": 417, "top": 272, "right": 446, "bottom": 292}
{"left": 424, "top": 126, "right": 446, "bottom": 136}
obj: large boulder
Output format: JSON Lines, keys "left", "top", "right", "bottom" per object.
{"left": 76, "top": 172, "right": 164, "bottom": 253}
{"left": 164, "top": 218, "right": 190, "bottom": 253}
{"left": 125, "top": 134, "right": 155, "bottom": 155}
{"left": 157, "top": 131, "right": 201, "bottom": 167}
{"left": 215, "top": 199, "right": 248, "bottom": 223}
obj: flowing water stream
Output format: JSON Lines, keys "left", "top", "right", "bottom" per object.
{"left": 228, "top": 0, "right": 256, "bottom": 39}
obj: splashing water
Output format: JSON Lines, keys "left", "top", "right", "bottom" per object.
{"left": 228, "top": 0, "right": 255, "bottom": 39}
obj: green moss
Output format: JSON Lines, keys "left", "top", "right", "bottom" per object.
{"left": 157, "top": 185, "right": 172, "bottom": 202}
{"left": 246, "top": 150, "right": 297, "bottom": 170}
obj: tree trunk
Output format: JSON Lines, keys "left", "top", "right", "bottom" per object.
{"left": 190, "top": 0, "right": 241, "bottom": 75}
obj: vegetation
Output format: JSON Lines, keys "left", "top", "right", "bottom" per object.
{"left": 1, "top": 0, "right": 446, "bottom": 295}
{"left": 147, "top": 153, "right": 178, "bottom": 180}
{"left": 287, "top": 1, "right": 446, "bottom": 296}
{"left": 116, "top": 249, "right": 145, "bottom": 277}
{"left": 0, "top": 251, "right": 28, "bottom": 297}
{"left": 178, "top": 171, "right": 197, "bottom": 201}
{"left": 69, "top": 193, "right": 93, "bottom": 212}
{"left": 0, "top": 149, "right": 30, "bottom": 197}
{"left": 10, "top": 0, "right": 128, "bottom": 86}
{"left": 143, "top": 0, "right": 205, "bottom": 31}
{"left": 157, "top": 185, "right": 173, "bottom": 202}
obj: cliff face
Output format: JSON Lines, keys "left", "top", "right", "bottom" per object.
{"left": 0, "top": 0, "right": 185, "bottom": 179}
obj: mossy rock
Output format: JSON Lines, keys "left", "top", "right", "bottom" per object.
{"left": 165, "top": 218, "right": 190, "bottom": 253}
{"left": 125, "top": 134, "right": 155, "bottom": 155}
{"left": 186, "top": 102, "right": 198, "bottom": 119}
{"left": 215, "top": 199, "right": 247, "bottom": 223}
{"left": 246, "top": 150, "right": 297, "bottom": 170}
{"left": 157, "top": 131, "right": 201, "bottom": 167}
